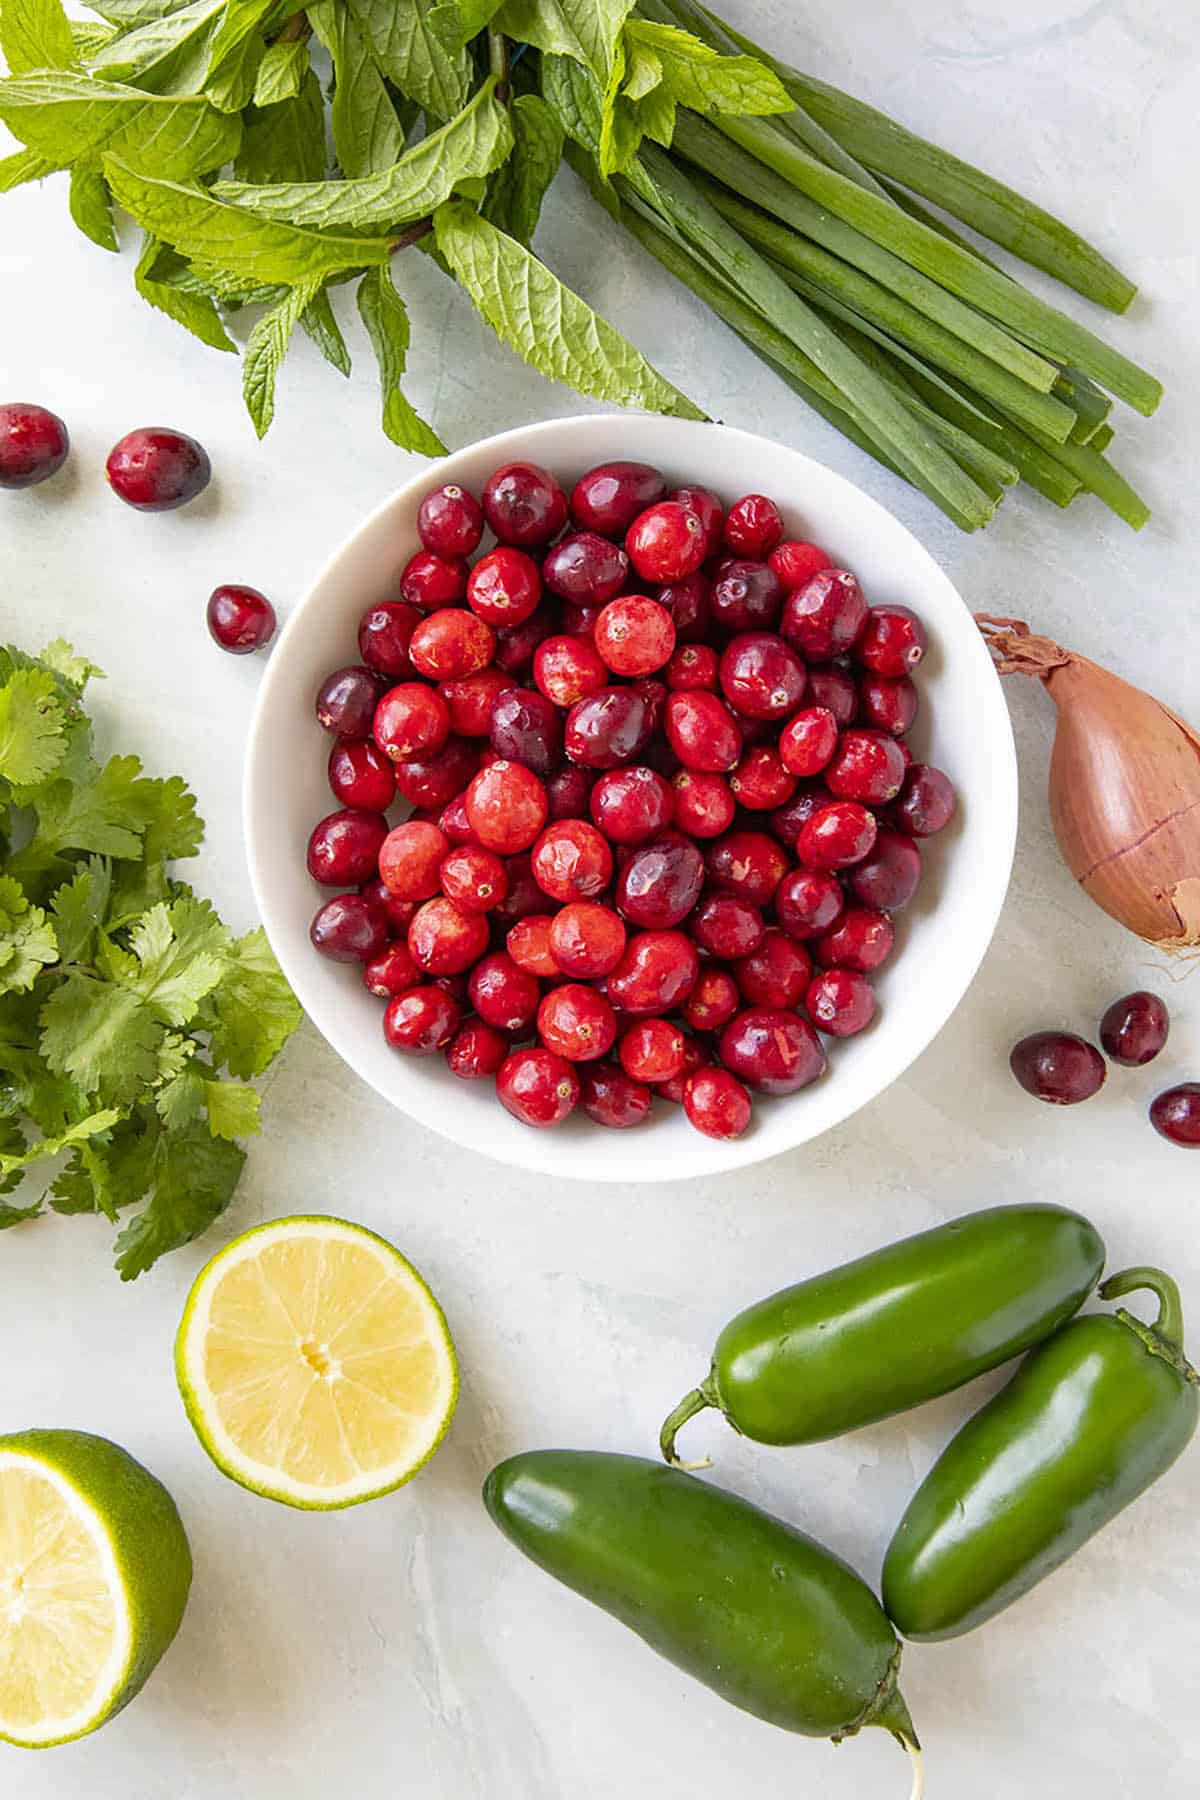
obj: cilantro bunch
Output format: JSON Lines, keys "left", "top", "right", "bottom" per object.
{"left": 0, "top": 643, "right": 300, "bottom": 1278}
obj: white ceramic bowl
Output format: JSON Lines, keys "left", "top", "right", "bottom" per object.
{"left": 245, "top": 414, "right": 1017, "bottom": 1182}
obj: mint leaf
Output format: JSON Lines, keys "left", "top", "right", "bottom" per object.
{"left": 301, "top": 284, "right": 351, "bottom": 376}
{"left": 541, "top": 50, "right": 602, "bottom": 158}
{"left": 622, "top": 36, "right": 661, "bottom": 103}
{"left": 0, "top": 146, "right": 63, "bottom": 190}
{"left": 242, "top": 277, "right": 320, "bottom": 436}
{"left": 0, "top": 72, "right": 240, "bottom": 181}
{"left": 356, "top": 263, "right": 448, "bottom": 454}
{"left": 203, "top": 1078, "right": 260, "bottom": 1139}
{"left": 435, "top": 198, "right": 705, "bottom": 418}
{"left": 346, "top": 0, "right": 471, "bottom": 120}
{"left": 623, "top": 20, "right": 791, "bottom": 121}
{"left": 598, "top": 30, "right": 641, "bottom": 177}
{"left": 71, "top": 20, "right": 118, "bottom": 56}
{"left": 252, "top": 35, "right": 308, "bottom": 106}
{"left": 203, "top": 29, "right": 263, "bottom": 113}
{"left": 125, "top": 895, "right": 229, "bottom": 1026}
{"left": 88, "top": 0, "right": 195, "bottom": 28}
{"left": 113, "top": 1121, "right": 245, "bottom": 1279}
{"left": 200, "top": 925, "right": 300, "bottom": 1078}
{"left": 0, "top": 0, "right": 76, "bottom": 76}
{"left": 0, "top": 876, "right": 57, "bottom": 997}
{"left": 308, "top": 0, "right": 406, "bottom": 178}
{"left": 134, "top": 231, "right": 237, "bottom": 352}
{"left": 204, "top": 0, "right": 274, "bottom": 78}
{"left": 68, "top": 161, "right": 118, "bottom": 251}
{"left": 483, "top": 93, "right": 563, "bottom": 246}
{"left": 89, "top": 0, "right": 226, "bottom": 95}
{"left": 215, "top": 74, "right": 512, "bottom": 231}
{"left": 104, "top": 158, "right": 394, "bottom": 285}
{"left": 0, "top": 1105, "right": 124, "bottom": 1179}
{"left": 233, "top": 68, "right": 326, "bottom": 184}
{"left": 0, "top": 668, "right": 66, "bottom": 788}
{"left": 39, "top": 972, "right": 164, "bottom": 1104}
{"left": 428, "top": 0, "right": 502, "bottom": 49}
{"left": 494, "top": 0, "right": 634, "bottom": 82}
{"left": 49, "top": 856, "right": 111, "bottom": 963}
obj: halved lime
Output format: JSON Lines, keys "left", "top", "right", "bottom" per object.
{"left": 175, "top": 1215, "right": 458, "bottom": 1510}
{"left": 0, "top": 1429, "right": 191, "bottom": 1749}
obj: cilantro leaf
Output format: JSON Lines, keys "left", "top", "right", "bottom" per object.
{"left": 0, "top": 0, "right": 76, "bottom": 77}
{"left": 203, "top": 1078, "right": 260, "bottom": 1139}
{"left": 113, "top": 1121, "right": 245, "bottom": 1279}
{"left": 37, "top": 638, "right": 104, "bottom": 689}
{"left": 233, "top": 68, "right": 327, "bottom": 185}
{"left": 0, "top": 876, "right": 57, "bottom": 996}
{"left": 0, "top": 1105, "right": 124, "bottom": 1179}
{"left": 21, "top": 753, "right": 158, "bottom": 867}
{"left": 134, "top": 232, "right": 238, "bottom": 353}
{"left": 308, "top": 0, "right": 407, "bottom": 178}
{"left": 50, "top": 1113, "right": 161, "bottom": 1222}
{"left": 243, "top": 277, "right": 321, "bottom": 437}
{"left": 49, "top": 856, "right": 112, "bottom": 963}
{"left": 201, "top": 925, "right": 301, "bottom": 1078}
{"left": 494, "top": 0, "right": 634, "bottom": 83}
{"left": 0, "top": 72, "right": 241, "bottom": 182}
{"left": 125, "top": 895, "right": 230, "bottom": 1026}
{"left": 39, "top": 971, "right": 164, "bottom": 1104}
{"left": 483, "top": 93, "right": 564, "bottom": 247}
{"left": 252, "top": 36, "right": 308, "bottom": 107}
{"left": 68, "top": 160, "right": 118, "bottom": 252}
{"left": 0, "top": 668, "right": 66, "bottom": 788}
{"left": 346, "top": 0, "right": 472, "bottom": 121}
{"left": 155, "top": 1065, "right": 205, "bottom": 1130}
{"left": 356, "top": 263, "right": 448, "bottom": 455}
{"left": 0, "top": 1195, "right": 43, "bottom": 1229}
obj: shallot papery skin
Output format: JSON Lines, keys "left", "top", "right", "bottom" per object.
{"left": 978, "top": 616, "right": 1200, "bottom": 950}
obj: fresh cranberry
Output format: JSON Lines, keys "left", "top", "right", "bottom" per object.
{"left": 666, "top": 643, "right": 719, "bottom": 692}
{"left": 465, "top": 759, "right": 548, "bottom": 853}
{"left": 606, "top": 930, "right": 698, "bottom": 1015}
{"left": 1100, "top": 992, "right": 1169, "bottom": 1067}
{"left": 383, "top": 986, "right": 461, "bottom": 1052}
{"left": 815, "top": 907, "right": 893, "bottom": 972}
{"left": 437, "top": 667, "right": 509, "bottom": 737}
{"left": 806, "top": 666, "right": 858, "bottom": 727}
{"left": 484, "top": 462, "right": 568, "bottom": 546}
{"left": 826, "top": 730, "right": 907, "bottom": 805}
{"left": 775, "top": 867, "right": 845, "bottom": 940}
{"left": 684, "top": 1067, "right": 752, "bottom": 1139}
{"left": 538, "top": 984, "right": 617, "bottom": 1061}
{"left": 616, "top": 834, "right": 704, "bottom": 928}
{"left": 594, "top": 595, "right": 676, "bottom": 677}
{"left": 356, "top": 600, "right": 417, "bottom": 676}
{"left": 468, "top": 951, "right": 540, "bottom": 1032}
{"left": 547, "top": 902, "right": 625, "bottom": 979}
{"left": 206, "top": 584, "right": 275, "bottom": 654}
{"left": 531, "top": 819, "right": 613, "bottom": 902}
{"left": 849, "top": 829, "right": 921, "bottom": 909}
{"left": 683, "top": 966, "right": 741, "bottom": 1032}
{"left": 859, "top": 674, "right": 917, "bottom": 737}
{"left": 307, "top": 807, "right": 387, "bottom": 886}
{"left": 733, "top": 929, "right": 811, "bottom": 1008}
{"left": 689, "top": 892, "right": 764, "bottom": 959}
{"left": 493, "top": 853, "right": 553, "bottom": 924}
{"left": 706, "top": 830, "right": 789, "bottom": 904}
{"left": 768, "top": 783, "right": 832, "bottom": 851}
{"left": 769, "top": 540, "right": 833, "bottom": 590}
{"left": 619, "top": 1018, "right": 685, "bottom": 1083}
{"left": 508, "top": 914, "right": 561, "bottom": 976}
{"left": 497, "top": 1046, "right": 579, "bottom": 1127}
{"left": 446, "top": 1018, "right": 508, "bottom": 1079}
{"left": 328, "top": 738, "right": 395, "bottom": 811}
{"left": 543, "top": 531, "right": 628, "bottom": 604}
{"left": 316, "top": 665, "right": 386, "bottom": 738}
{"left": 440, "top": 844, "right": 508, "bottom": 912}
{"left": 546, "top": 764, "right": 594, "bottom": 821}
{"left": 561, "top": 602, "right": 602, "bottom": 638}
{"left": 392, "top": 736, "right": 479, "bottom": 809}
{"left": 1010, "top": 1032, "right": 1106, "bottom": 1105}
{"left": 672, "top": 770, "right": 735, "bottom": 838}
{"left": 494, "top": 604, "right": 557, "bottom": 673}
{"left": 718, "top": 633, "right": 805, "bottom": 719}
{"left": 776, "top": 707, "right": 836, "bottom": 778}
{"left": 669, "top": 485, "right": 724, "bottom": 557}
{"left": 590, "top": 766, "right": 674, "bottom": 844}
{"left": 418, "top": 482, "right": 484, "bottom": 557}
{"left": 534, "top": 635, "right": 608, "bottom": 708}
{"left": 659, "top": 1037, "right": 710, "bottom": 1105}
{"left": 364, "top": 940, "right": 421, "bottom": 998}
{"left": 571, "top": 461, "right": 665, "bottom": 535}
{"left": 710, "top": 560, "right": 784, "bottom": 634}
{"left": 359, "top": 876, "right": 418, "bottom": 936}
{"left": 664, "top": 691, "right": 742, "bottom": 772}
{"left": 408, "top": 896, "right": 490, "bottom": 974}
{"left": 0, "top": 402, "right": 69, "bottom": 487}
{"left": 781, "top": 569, "right": 867, "bottom": 661}
{"left": 892, "top": 764, "right": 957, "bottom": 837}
{"left": 857, "top": 604, "right": 927, "bottom": 677}
{"left": 373, "top": 682, "right": 451, "bottom": 762}
{"left": 719, "top": 1007, "right": 826, "bottom": 1094}
{"left": 564, "top": 688, "right": 652, "bottom": 768}
{"left": 489, "top": 687, "right": 563, "bottom": 778}
{"left": 378, "top": 821, "right": 448, "bottom": 899}
{"left": 808, "top": 968, "right": 877, "bottom": 1037}
{"left": 798, "top": 801, "right": 878, "bottom": 871}
{"left": 468, "top": 545, "right": 543, "bottom": 627}
{"left": 657, "top": 573, "right": 711, "bottom": 643}
{"left": 310, "top": 893, "right": 389, "bottom": 963}
{"left": 399, "top": 549, "right": 468, "bottom": 610}
{"left": 724, "top": 493, "right": 783, "bottom": 557}
{"left": 632, "top": 677, "right": 667, "bottom": 730}
{"left": 438, "top": 793, "right": 481, "bottom": 852}
{"left": 409, "top": 609, "right": 494, "bottom": 682}
{"left": 1150, "top": 1085, "right": 1200, "bottom": 1146}
{"left": 106, "top": 426, "right": 210, "bottom": 511}
{"left": 730, "top": 747, "right": 796, "bottom": 811}
{"left": 580, "top": 1062, "right": 653, "bottom": 1128}
{"left": 626, "top": 501, "right": 707, "bottom": 583}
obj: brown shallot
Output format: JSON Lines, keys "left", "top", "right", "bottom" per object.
{"left": 978, "top": 616, "right": 1200, "bottom": 950}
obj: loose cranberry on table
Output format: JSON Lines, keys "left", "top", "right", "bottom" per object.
{"left": 806, "top": 665, "right": 858, "bottom": 727}
{"left": 672, "top": 769, "right": 735, "bottom": 839}
{"left": 859, "top": 674, "right": 917, "bottom": 737}
{"left": 508, "top": 914, "right": 561, "bottom": 977}
{"left": 408, "top": 896, "right": 490, "bottom": 975}
{"left": 317, "top": 665, "right": 385, "bottom": 738}
{"left": 328, "top": 737, "right": 395, "bottom": 811}
{"left": 1099, "top": 991, "right": 1169, "bottom": 1067}
{"left": 815, "top": 907, "right": 893, "bottom": 972}
{"left": 383, "top": 986, "right": 461, "bottom": 1053}
{"left": 531, "top": 819, "right": 613, "bottom": 902}
{"left": 684, "top": 1067, "right": 752, "bottom": 1140}
{"left": 626, "top": 500, "right": 707, "bottom": 583}
{"left": 399, "top": 549, "right": 467, "bottom": 610}
{"left": 0, "top": 402, "right": 69, "bottom": 488}
{"left": 495, "top": 604, "right": 556, "bottom": 673}
{"left": 775, "top": 866, "right": 844, "bottom": 940}
{"left": 769, "top": 539, "right": 832, "bottom": 590}
{"left": 1010, "top": 1032, "right": 1106, "bottom": 1105}
{"left": 709, "top": 560, "right": 784, "bottom": 634}
{"left": 778, "top": 706, "right": 838, "bottom": 778}
{"left": 707, "top": 829, "right": 789, "bottom": 904}
{"left": 484, "top": 462, "right": 568, "bottom": 546}
{"left": 798, "top": 800, "right": 878, "bottom": 871}
{"left": 538, "top": 984, "right": 618, "bottom": 1061}
{"left": 310, "top": 893, "right": 389, "bottom": 963}
{"left": 719, "top": 1007, "right": 826, "bottom": 1095}
{"left": 358, "top": 600, "right": 420, "bottom": 676}
{"left": 606, "top": 929, "right": 698, "bottom": 1015}
{"left": 543, "top": 531, "right": 628, "bottom": 605}
{"left": 670, "top": 485, "right": 724, "bottom": 557}
{"left": 392, "top": 736, "right": 478, "bottom": 809}
{"left": 892, "top": 764, "right": 957, "bottom": 837}
{"left": 564, "top": 687, "right": 652, "bottom": 768}
{"left": 619, "top": 1018, "right": 686, "bottom": 1084}
{"left": 440, "top": 844, "right": 508, "bottom": 912}
{"left": 594, "top": 595, "right": 676, "bottom": 677}
{"left": 857, "top": 604, "right": 928, "bottom": 677}
{"left": 616, "top": 834, "right": 704, "bottom": 928}
{"left": 373, "top": 681, "right": 450, "bottom": 762}
{"left": 496, "top": 1046, "right": 579, "bottom": 1127}
{"left": 730, "top": 746, "right": 796, "bottom": 811}
{"left": 657, "top": 572, "right": 711, "bottom": 642}
{"left": 446, "top": 1019, "right": 508, "bottom": 1080}
{"left": 690, "top": 891, "right": 764, "bottom": 960}
{"left": 570, "top": 460, "right": 665, "bottom": 535}
{"left": 468, "top": 951, "right": 540, "bottom": 1033}
{"left": 724, "top": 493, "right": 783, "bottom": 558}
{"left": 418, "top": 482, "right": 484, "bottom": 558}
{"left": 364, "top": 940, "right": 421, "bottom": 998}
{"left": 781, "top": 569, "right": 866, "bottom": 661}
{"left": 534, "top": 634, "right": 608, "bottom": 708}
{"left": 580, "top": 1062, "right": 653, "bottom": 1129}
{"left": 206, "top": 584, "right": 275, "bottom": 654}
{"left": 306, "top": 807, "right": 388, "bottom": 886}
{"left": 718, "top": 632, "right": 805, "bottom": 720}
{"left": 848, "top": 828, "right": 921, "bottom": 910}
{"left": 439, "top": 667, "right": 510, "bottom": 737}
{"left": 667, "top": 643, "right": 719, "bottom": 692}
{"left": 683, "top": 966, "right": 741, "bottom": 1032}
{"left": 825, "top": 730, "right": 907, "bottom": 806}
{"left": 808, "top": 968, "right": 877, "bottom": 1038}
{"left": 733, "top": 929, "right": 811, "bottom": 1009}
{"left": 664, "top": 690, "right": 742, "bottom": 773}
{"left": 546, "top": 764, "right": 594, "bottom": 821}
{"left": 106, "top": 426, "right": 210, "bottom": 511}
{"left": 465, "top": 758, "right": 548, "bottom": 852}
{"left": 590, "top": 765, "right": 674, "bottom": 844}
{"left": 1150, "top": 1085, "right": 1200, "bottom": 1148}
{"left": 490, "top": 686, "right": 563, "bottom": 778}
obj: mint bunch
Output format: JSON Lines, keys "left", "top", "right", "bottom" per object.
{"left": 0, "top": 644, "right": 301, "bottom": 1278}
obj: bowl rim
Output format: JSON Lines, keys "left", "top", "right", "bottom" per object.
{"left": 243, "top": 412, "right": 1018, "bottom": 1182}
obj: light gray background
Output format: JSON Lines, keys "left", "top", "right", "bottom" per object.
{"left": 2, "top": 2, "right": 1198, "bottom": 1794}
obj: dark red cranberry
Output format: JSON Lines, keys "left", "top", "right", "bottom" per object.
{"left": 848, "top": 828, "right": 921, "bottom": 909}
{"left": 106, "top": 426, "right": 209, "bottom": 511}
{"left": 358, "top": 599, "right": 422, "bottom": 678}
{"left": 508, "top": 914, "right": 561, "bottom": 976}
{"left": 533, "top": 634, "right": 608, "bottom": 708}
{"left": 364, "top": 940, "right": 421, "bottom": 998}
{"left": 892, "top": 764, "right": 957, "bottom": 837}
{"left": 664, "top": 691, "right": 742, "bottom": 772}
{"left": 775, "top": 867, "right": 845, "bottom": 940}
{"left": 439, "top": 667, "right": 511, "bottom": 737}
{"left": 497, "top": 1046, "right": 580, "bottom": 1127}
{"left": 408, "top": 896, "right": 490, "bottom": 974}
{"left": 826, "top": 730, "right": 907, "bottom": 805}
{"left": 778, "top": 707, "right": 838, "bottom": 778}
{"left": 440, "top": 844, "right": 508, "bottom": 912}
{"left": 392, "top": 736, "right": 479, "bottom": 809}
{"left": 659, "top": 1036, "right": 710, "bottom": 1105}
{"left": 718, "top": 632, "right": 805, "bottom": 719}
{"left": 418, "top": 482, "right": 484, "bottom": 557}
{"left": 719, "top": 1007, "right": 826, "bottom": 1094}
{"left": 730, "top": 747, "right": 796, "bottom": 811}
{"left": 446, "top": 1018, "right": 508, "bottom": 1079}
{"left": 580, "top": 1062, "right": 653, "bottom": 1128}
{"left": 724, "top": 493, "right": 783, "bottom": 557}
{"left": 378, "top": 821, "right": 448, "bottom": 900}
{"left": 531, "top": 819, "right": 613, "bottom": 902}
{"left": 468, "top": 545, "right": 543, "bottom": 627}
{"left": 1010, "top": 1032, "right": 1106, "bottom": 1105}
{"left": 561, "top": 602, "right": 602, "bottom": 638}
{"left": 781, "top": 569, "right": 867, "bottom": 661}
{"left": 538, "top": 984, "right": 617, "bottom": 1061}
{"left": 769, "top": 540, "right": 833, "bottom": 590}
{"left": 328, "top": 738, "right": 395, "bottom": 811}
{"left": 798, "top": 801, "right": 878, "bottom": 871}
{"left": 626, "top": 501, "right": 707, "bottom": 583}
{"left": 808, "top": 968, "right": 877, "bottom": 1037}
{"left": 815, "top": 907, "right": 893, "bottom": 972}
{"left": 359, "top": 876, "right": 418, "bottom": 936}
{"left": 689, "top": 892, "right": 764, "bottom": 959}
{"left": 594, "top": 595, "right": 675, "bottom": 677}
{"left": 316, "top": 665, "right": 386, "bottom": 738}
{"left": 667, "top": 643, "right": 720, "bottom": 692}
{"left": 706, "top": 830, "right": 789, "bottom": 905}
{"left": 606, "top": 930, "right": 699, "bottom": 1015}
{"left": 546, "top": 764, "right": 594, "bottom": 821}
{"left": 383, "top": 985, "right": 460, "bottom": 1052}
{"left": 672, "top": 770, "right": 735, "bottom": 839}
{"left": 310, "top": 893, "right": 389, "bottom": 963}
{"left": 0, "top": 402, "right": 69, "bottom": 488}
{"left": 710, "top": 560, "right": 783, "bottom": 634}
{"left": 543, "top": 531, "right": 628, "bottom": 604}
{"left": 549, "top": 902, "right": 626, "bottom": 979}
{"left": 590, "top": 766, "right": 674, "bottom": 845}
{"left": 483, "top": 462, "right": 568, "bottom": 547}
{"left": 489, "top": 687, "right": 563, "bottom": 778}
{"left": 206, "top": 584, "right": 275, "bottom": 654}
{"left": 1150, "top": 1085, "right": 1200, "bottom": 1146}
{"left": 684, "top": 1066, "right": 752, "bottom": 1139}
{"left": 399, "top": 549, "right": 468, "bottom": 610}
{"left": 632, "top": 677, "right": 667, "bottom": 731}
{"left": 669, "top": 485, "right": 724, "bottom": 557}
{"left": 564, "top": 688, "right": 652, "bottom": 768}
{"left": 493, "top": 853, "right": 553, "bottom": 924}
{"left": 733, "top": 929, "right": 810, "bottom": 1009}
{"left": 1099, "top": 992, "right": 1169, "bottom": 1066}
{"left": 683, "top": 966, "right": 741, "bottom": 1032}
{"left": 857, "top": 604, "right": 927, "bottom": 677}
{"left": 806, "top": 665, "right": 858, "bottom": 727}
{"left": 467, "top": 951, "right": 540, "bottom": 1033}
{"left": 465, "top": 759, "right": 548, "bottom": 852}
{"left": 859, "top": 674, "right": 917, "bottom": 737}
{"left": 768, "top": 782, "right": 834, "bottom": 851}
{"left": 307, "top": 807, "right": 387, "bottom": 886}
{"left": 409, "top": 609, "right": 495, "bottom": 681}
{"left": 656, "top": 572, "right": 711, "bottom": 643}
{"left": 494, "top": 604, "right": 557, "bottom": 674}
{"left": 619, "top": 1018, "right": 686, "bottom": 1083}
{"left": 373, "top": 682, "right": 451, "bottom": 762}
{"left": 571, "top": 460, "right": 665, "bottom": 535}
{"left": 616, "top": 834, "right": 705, "bottom": 928}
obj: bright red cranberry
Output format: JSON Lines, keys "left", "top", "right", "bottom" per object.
{"left": 719, "top": 1007, "right": 826, "bottom": 1094}
{"left": 357, "top": 600, "right": 418, "bottom": 676}
{"left": 408, "top": 610, "right": 494, "bottom": 682}
{"left": 494, "top": 604, "right": 557, "bottom": 674}
{"left": 497, "top": 1045, "right": 580, "bottom": 1127}
{"left": 543, "top": 531, "right": 628, "bottom": 605}
{"left": 440, "top": 845, "right": 508, "bottom": 912}
{"left": 571, "top": 461, "right": 665, "bottom": 535}
{"left": 531, "top": 819, "right": 613, "bottom": 902}
{"left": 468, "top": 546, "right": 543, "bottom": 627}
{"left": 508, "top": 914, "right": 561, "bottom": 977}
{"left": 392, "top": 736, "right": 479, "bottom": 809}
{"left": 1010, "top": 1032, "right": 1106, "bottom": 1105}
{"left": 666, "top": 643, "right": 719, "bottom": 692}
{"left": 775, "top": 868, "right": 844, "bottom": 940}
{"left": 418, "top": 482, "right": 484, "bottom": 557}
{"left": 892, "top": 764, "right": 957, "bottom": 837}
{"left": 826, "top": 729, "right": 907, "bottom": 805}
{"left": 769, "top": 540, "right": 833, "bottom": 590}
{"left": 0, "top": 402, "right": 69, "bottom": 488}
{"left": 547, "top": 902, "right": 624, "bottom": 979}
{"left": 438, "top": 667, "right": 510, "bottom": 737}
{"left": 718, "top": 632, "right": 805, "bottom": 720}
{"left": 466, "top": 951, "right": 539, "bottom": 1033}
{"left": 857, "top": 604, "right": 927, "bottom": 677}
{"left": 626, "top": 501, "right": 707, "bottom": 583}
{"left": 768, "top": 783, "right": 833, "bottom": 851}
{"left": 781, "top": 569, "right": 867, "bottom": 661}
{"left": 493, "top": 853, "right": 553, "bottom": 925}
{"left": 317, "top": 665, "right": 386, "bottom": 738}
{"left": 710, "top": 560, "right": 783, "bottom": 634}
{"left": 1150, "top": 1085, "right": 1200, "bottom": 1146}
{"left": 373, "top": 682, "right": 451, "bottom": 762}
{"left": 307, "top": 807, "right": 387, "bottom": 886}
{"left": 105, "top": 426, "right": 209, "bottom": 511}
{"left": 546, "top": 764, "right": 594, "bottom": 821}
{"left": 859, "top": 674, "right": 917, "bottom": 737}
{"left": 408, "top": 896, "right": 490, "bottom": 974}
{"left": 683, "top": 967, "right": 741, "bottom": 1032}
{"left": 538, "top": 984, "right": 617, "bottom": 1061}
{"left": 446, "top": 1018, "right": 508, "bottom": 1079}
{"left": 730, "top": 747, "right": 796, "bottom": 811}
{"left": 206, "top": 584, "right": 275, "bottom": 654}
{"left": 1099, "top": 992, "right": 1169, "bottom": 1066}
{"left": 564, "top": 688, "right": 652, "bottom": 768}
{"left": 684, "top": 1067, "right": 752, "bottom": 1139}
{"left": 808, "top": 968, "right": 877, "bottom": 1037}
{"left": 776, "top": 707, "right": 836, "bottom": 778}
{"left": 806, "top": 666, "right": 858, "bottom": 727}
{"left": 671, "top": 770, "right": 734, "bottom": 839}
{"left": 664, "top": 691, "right": 742, "bottom": 773}
{"left": 534, "top": 635, "right": 607, "bottom": 708}
{"left": 848, "top": 828, "right": 921, "bottom": 909}
{"left": 489, "top": 687, "right": 563, "bottom": 778}
{"left": 310, "top": 893, "right": 388, "bottom": 963}
{"left": 707, "top": 830, "right": 789, "bottom": 904}
{"left": 689, "top": 892, "right": 764, "bottom": 959}
{"left": 659, "top": 1036, "right": 710, "bottom": 1104}
{"left": 724, "top": 493, "right": 783, "bottom": 557}
{"left": 328, "top": 738, "right": 395, "bottom": 811}
{"left": 669, "top": 485, "right": 724, "bottom": 557}
{"left": 590, "top": 766, "right": 674, "bottom": 845}
{"left": 798, "top": 801, "right": 878, "bottom": 871}
{"left": 581, "top": 1062, "right": 653, "bottom": 1128}
{"left": 378, "top": 820, "right": 449, "bottom": 900}
{"left": 815, "top": 907, "right": 893, "bottom": 972}
{"left": 733, "top": 929, "right": 810, "bottom": 1008}
{"left": 594, "top": 595, "right": 676, "bottom": 677}
{"left": 383, "top": 986, "right": 460, "bottom": 1052}
{"left": 657, "top": 573, "right": 711, "bottom": 643}
{"left": 616, "top": 834, "right": 704, "bottom": 929}
{"left": 619, "top": 1018, "right": 685, "bottom": 1083}
{"left": 484, "top": 462, "right": 568, "bottom": 546}
{"left": 364, "top": 940, "right": 421, "bottom": 998}
{"left": 606, "top": 930, "right": 698, "bottom": 1015}
{"left": 465, "top": 759, "right": 548, "bottom": 852}
{"left": 399, "top": 549, "right": 468, "bottom": 610}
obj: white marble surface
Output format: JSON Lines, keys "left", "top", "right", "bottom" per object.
{"left": 2, "top": 3, "right": 1199, "bottom": 1795}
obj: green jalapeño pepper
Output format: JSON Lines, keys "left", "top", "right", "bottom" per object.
{"left": 485, "top": 1451, "right": 924, "bottom": 1796}
{"left": 883, "top": 1267, "right": 1199, "bottom": 1640}
{"left": 661, "top": 1204, "right": 1104, "bottom": 1465}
